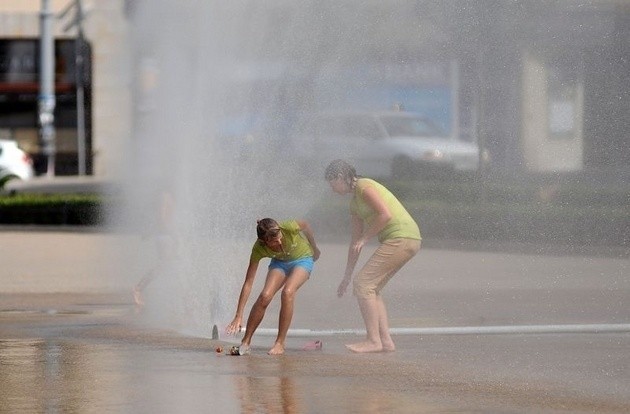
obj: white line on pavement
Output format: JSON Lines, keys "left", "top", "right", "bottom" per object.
{"left": 251, "top": 323, "right": 630, "bottom": 337}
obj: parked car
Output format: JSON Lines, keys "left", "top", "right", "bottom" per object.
{"left": 288, "top": 111, "right": 489, "bottom": 179}
{"left": 0, "top": 139, "right": 35, "bottom": 182}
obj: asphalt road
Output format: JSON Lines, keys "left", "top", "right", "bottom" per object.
{"left": 1, "top": 229, "right": 629, "bottom": 413}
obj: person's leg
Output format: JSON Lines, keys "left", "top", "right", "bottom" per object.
{"left": 240, "top": 268, "right": 286, "bottom": 350}
{"left": 133, "top": 234, "right": 176, "bottom": 307}
{"left": 346, "top": 241, "right": 398, "bottom": 353}
{"left": 269, "top": 267, "right": 310, "bottom": 355}
{"left": 346, "top": 294, "right": 395, "bottom": 353}
{"left": 132, "top": 272, "right": 155, "bottom": 306}
{"left": 345, "top": 295, "right": 383, "bottom": 353}
{"left": 348, "top": 239, "right": 420, "bottom": 353}
{"left": 375, "top": 294, "right": 395, "bottom": 351}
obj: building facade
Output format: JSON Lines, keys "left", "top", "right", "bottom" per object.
{"left": 0, "top": 0, "right": 130, "bottom": 177}
{"left": 1, "top": 1, "right": 628, "bottom": 179}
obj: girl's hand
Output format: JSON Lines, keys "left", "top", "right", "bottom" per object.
{"left": 225, "top": 317, "right": 242, "bottom": 335}
{"left": 337, "top": 275, "right": 351, "bottom": 297}
{"left": 312, "top": 247, "right": 321, "bottom": 261}
{"left": 351, "top": 238, "right": 366, "bottom": 255}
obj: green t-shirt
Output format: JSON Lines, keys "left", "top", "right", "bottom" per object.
{"left": 250, "top": 220, "right": 313, "bottom": 263}
{"left": 350, "top": 178, "right": 421, "bottom": 242}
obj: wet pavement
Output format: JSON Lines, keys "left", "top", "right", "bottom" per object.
{"left": 1, "top": 229, "right": 629, "bottom": 413}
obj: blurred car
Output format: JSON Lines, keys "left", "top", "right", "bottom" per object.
{"left": 289, "top": 111, "right": 489, "bottom": 179}
{"left": 0, "top": 139, "right": 35, "bottom": 181}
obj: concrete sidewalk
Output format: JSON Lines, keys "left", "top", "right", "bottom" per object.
{"left": 0, "top": 229, "right": 132, "bottom": 295}
{"left": 1, "top": 229, "right": 629, "bottom": 412}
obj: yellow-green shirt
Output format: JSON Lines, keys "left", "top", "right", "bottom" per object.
{"left": 250, "top": 220, "right": 313, "bottom": 262}
{"left": 350, "top": 178, "right": 421, "bottom": 243}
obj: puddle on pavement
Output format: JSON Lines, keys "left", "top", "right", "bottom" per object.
{"left": 0, "top": 338, "right": 239, "bottom": 413}
{"left": 0, "top": 336, "right": 447, "bottom": 414}
{"left": 2, "top": 303, "right": 626, "bottom": 413}
{"left": 0, "top": 302, "right": 407, "bottom": 412}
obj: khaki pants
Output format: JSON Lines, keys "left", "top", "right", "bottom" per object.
{"left": 353, "top": 238, "right": 421, "bottom": 298}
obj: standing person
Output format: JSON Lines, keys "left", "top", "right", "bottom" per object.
{"left": 225, "top": 218, "right": 321, "bottom": 355}
{"left": 325, "top": 159, "right": 421, "bottom": 353}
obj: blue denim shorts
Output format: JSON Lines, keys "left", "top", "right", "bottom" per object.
{"left": 268, "top": 257, "right": 314, "bottom": 275}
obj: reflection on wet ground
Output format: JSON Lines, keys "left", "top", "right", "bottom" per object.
{"left": 1, "top": 301, "right": 630, "bottom": 413}
{"left": 0, "top": 337, "right": 234, "bottom": 413}
{"left": 0, "top": 337, "right": 466, "bottom": 413}
{"left": 0, "top": 321, "right": 437, "bottom": 413}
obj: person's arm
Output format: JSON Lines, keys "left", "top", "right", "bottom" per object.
{"left": 225, "top": 258, "right": 259, "bottom": 335}
{"left": 296, "top": 219, "right": 320, "bottom": 261}
{"left": 337, "top": 186, "right": 392, "bottom": 297}
{"left": 338, "top": 213, "right": 363, "bottom": 297}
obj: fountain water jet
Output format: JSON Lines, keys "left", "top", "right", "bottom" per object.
{"left": 113, "top": 1, "right": 337, "bottom": 337}
{"left": 112, "top": 0, "right": 427, "bottom": 338}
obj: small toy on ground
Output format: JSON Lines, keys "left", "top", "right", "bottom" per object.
{"left": 302, "top": 340, "right": 323, "bottom": 351}
{"left": 226, "top": 345, "right": 249, "bottom": 356}
{"left": 215, "top": 346, "right": 223, "bottom": 353}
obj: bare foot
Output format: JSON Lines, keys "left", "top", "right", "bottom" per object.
{"left": 237, "top": 344, "right": 250, "bottom": 355}
{"left": 381, "top": 340, "right": 396, "bottom": 352}
{"left": 345, "top": 341, "right": 382, "bottom": 353}
{"left": 268, "top": 343, "right": 285, "bottom": 355}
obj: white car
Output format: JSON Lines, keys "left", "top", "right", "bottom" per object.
{"left": 0, "top": 139, "right": 35, "bottom": 181}
{"left": 290, "top": 111, "right": 488, "bottom": 179}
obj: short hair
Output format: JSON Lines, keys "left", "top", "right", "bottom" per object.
{"left": 256, "top": 218, "right": 280, "bottom": 240}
